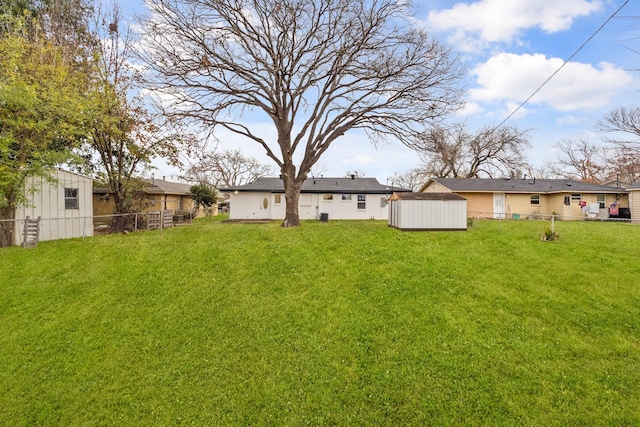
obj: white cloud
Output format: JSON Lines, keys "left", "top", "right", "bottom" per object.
{"left": 556, "top": 115, "right": 589, "bottom": 125}
{"left": 469, "top": 53, "right": 633, "bottom": 112}
{"left": 427, "top": 0, "right": 603, "bottom": 50}
{"left": 456, "top": 102, "right": 484, "bottom": 116}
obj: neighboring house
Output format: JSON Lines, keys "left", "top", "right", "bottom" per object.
{"left": 420, "top": 178, "right": 629, "bottom": 220}
{"left": 628, "top": 182, "right": 640, "bottom": 222}
{"left": 221, "top": 176, "right": 409, "bottom": 220}
{"left": 12, "top": 169, "right": 93, "bottom": 246}
{"left": 388, "top": 192, "right": 467, "bottom": 230}
{"left": 93, "top": 178, "right": 212, "bottom": 217}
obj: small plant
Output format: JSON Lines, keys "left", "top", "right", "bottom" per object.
{"left": 542, "top": 224, "right": 559, "bottom": 241}
{"left": 467, "top": 217, "right": 475, "bottom": 228}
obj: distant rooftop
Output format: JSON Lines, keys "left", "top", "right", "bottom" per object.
{"left": 424, "top": 178, "right": 626, "bottom": 194}
{"left": 222, "top": 177, "right": 410, "bottom": 194}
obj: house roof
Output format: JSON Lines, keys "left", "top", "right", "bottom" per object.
{"left": 143, "top": 179, "right": 192, "bottom": 195}
{"left": 422, "top": 178, "right": 626, "bottom": 194}
{"left": 390, "top": 192, "right": 466, "bottom": 201}
{"left": 627, "top": 182, "right": 640, "bottom": 190}
{"left": 222, "top": 177, "right": 410, "bottom": 194}
{"left": 93, "top": 179, "right": 192, "bottom": 195}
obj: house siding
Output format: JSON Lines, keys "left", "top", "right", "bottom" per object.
{"left": 422, "top": 179, "right": 627, "bottom": 220}
{"left": 630, "top": 191, "right": 640, "bottom": 221}
{"left": 229, "top": 192, "right": 392, "bottom": 220}
{"left": 14, "top": 170, "right": 93, "bottom": 245}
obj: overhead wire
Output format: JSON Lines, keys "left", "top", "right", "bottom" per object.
{"left": 491, "top": 0, "right": 630, "bottom": 132}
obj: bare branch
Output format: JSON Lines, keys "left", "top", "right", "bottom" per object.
{"left": 138, "top": 0, "right": 464, "bottom": 225}
{"left": 415, "top": 124, "right": 529, "bottom": 178}
{"left": 549, "top": 137, "right": 607, "bottom": 182}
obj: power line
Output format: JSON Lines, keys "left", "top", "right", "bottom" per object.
{"left": 492, "top": 0, "right": 630, "bottom": 132}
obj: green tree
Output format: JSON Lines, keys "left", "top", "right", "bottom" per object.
{"left": 189, "top": 184, "right": 217, "bottom": 213}
{"left": 0, "top": 13, "right": 90, "bottom": 245}
{"left": 77, "top": 4, "right": 194, "bottom": 217}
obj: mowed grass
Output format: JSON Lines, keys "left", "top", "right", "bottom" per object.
{"left": 1, "top": 217, "right": 640, "bottom": 426}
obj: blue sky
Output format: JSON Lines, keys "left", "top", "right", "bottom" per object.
{"left": 118, "top": 0, "right": 639, "bottom": 182}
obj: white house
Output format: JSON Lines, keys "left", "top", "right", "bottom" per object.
{"left": 388, "top": 192, "right": 467, "bottom": 230}
{"left": 222, "top": 176, "right": 409, "bottom": 221}
{"left": 13, "top": 169, "right": 93, "bottom": 245}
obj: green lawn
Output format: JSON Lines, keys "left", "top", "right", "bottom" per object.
{"left": 1, "top": 218, "right": 639, "bottom": 426}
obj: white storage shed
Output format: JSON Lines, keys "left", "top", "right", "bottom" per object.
{"left": 388, "top": 192, "right": 467, "bottom": 231}
{"left": 14, "top": 169, "right": 93, "bottom": 245}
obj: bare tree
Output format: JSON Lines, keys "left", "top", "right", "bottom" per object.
{"left": 182, "top": 148, "right": 273, "bottom": 188}
{"left": 598, "top": 107, "right": 640, "bottom": 184}
{"left": 390, "top": 168, "right": 429, "bottom": 191}
{"left": 549, "top": 137, "right": 607, "bottom": 182}
{"left": 139, "top": 0, "right": 464, "bottom": 226}
{"left": 417, "top": 124, "right": 529, "bottom": 178}
{"left": 522, "top": 164, "right": 555, "bottom": 180}
{"left": 609, "top": 144, "right": 640, "bottom": 185}
{"left": 344, "top": 170, "right": 366, "bottom": 178}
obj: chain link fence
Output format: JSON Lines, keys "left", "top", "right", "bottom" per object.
{"left": 0, "top": 208, "right": 211, "bottom": 248}
{"left": 466, "top": 210, "right": 636, "bottom": 223}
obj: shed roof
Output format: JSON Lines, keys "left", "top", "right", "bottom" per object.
{"left": 222, "top": 177, "right": 410, "bottom": 194}
{"left": 390, "top": 192, "right": 466, "bottom": 201}
{"left": 423, "top": 178, "right": 625, "bottom": 194}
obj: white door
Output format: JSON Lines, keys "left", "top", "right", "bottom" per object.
{"left": 493, "top": 193, "right": 505, "bottom": 219}
{"left": 259, "top": 196, "right": 271, "bottom": 219}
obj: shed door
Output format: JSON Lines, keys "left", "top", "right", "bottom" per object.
{"left": 493, "top": 193, "right": 505, "bottom": 219}
{"left": 259, "top": 196, "right": 271, "bottom": 219}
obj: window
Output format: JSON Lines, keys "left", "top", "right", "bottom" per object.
{"left": 65, "top": 188, "right": 79, "bottom": 209}
{"left": 530, "top": 194, "right": 540, "bottom": 206}
{"left": 571, "top": 194, "right": 582, "bottom": 202}
{"left": 357, "top": 194, "right": 366, "bottom": 210}
{"left": 597, "top": 194, "right": 606, "bottom": 209}
{"left": 274, "top": 194, "right": 282, "bottom": 204}
{"left": 563, "top": 195, "right": 570, "bottom": 206}
{"left": 300, "top": 194, "right": 312, "bottom": 207}
{"left": 323, "top": 194, "right": 333, "bottom": 201}
{"left": 341, "top": 194, "right": 352, "bottom": 201}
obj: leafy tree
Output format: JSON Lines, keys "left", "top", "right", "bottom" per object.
{"left": 416, "top": 124, "right": 529, "bottom": 178}
{"left": 78, "top": 4, "right": 194, "bottom": 216}
{"left": 139, "top": 0, "right": 464, "bottom": 227}
{"left": 189, "top": 183, "right": 217, "bottom": 212}
{"left": 0, "top": 13, "right": 90, "bottom": 245}
{"left": 182, "top": 148, "right": 273, "bottom": 188}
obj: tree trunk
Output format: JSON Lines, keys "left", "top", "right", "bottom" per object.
{"left": 0, "top": 206, "right": 16, "bottom": 248}
{"left": 281, "top": 173, "right": 302, "bottom": 227}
